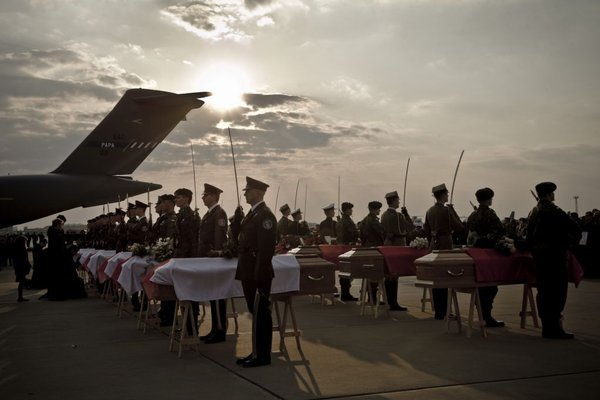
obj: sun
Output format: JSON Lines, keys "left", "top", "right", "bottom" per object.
{"left": 200, "top": 63, "right": 250, "bottom": 111}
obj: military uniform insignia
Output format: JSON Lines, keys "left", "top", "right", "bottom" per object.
{"left": 218, "top": 218, "right": 227, "bottom": 227}
{"left": 262, "top": 219, "right": 273, "bottom": 230}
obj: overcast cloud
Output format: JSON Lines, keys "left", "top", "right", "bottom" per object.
{"left": 1, "top": 0, "right": 599, "bottom": 228}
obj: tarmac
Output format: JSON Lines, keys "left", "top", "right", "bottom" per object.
{"left": 1, "top": 265, "right": 599, "bottom": 400}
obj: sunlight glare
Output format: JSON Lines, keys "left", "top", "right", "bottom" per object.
{"left": 201, "top": 64, "right": 250, "bottom": 111}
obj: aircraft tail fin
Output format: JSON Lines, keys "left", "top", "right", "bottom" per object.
{"left": 52, "top": 89, "right": 210, "bottom": 175}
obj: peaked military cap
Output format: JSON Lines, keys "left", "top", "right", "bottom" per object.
{"left": 243, "top": 176, "right": 269, "bottom": 192}
{"left": 292, "top": 208, "right": 302, "bottom": 216}
{"left": 341, "top": 202, "right": 354, "bottom": 212}
{"left": 127, "top": 202, "right": 136, "bottom": 210}
{"left": 56, "top": 214, "right": 67, "bottom": 222}
{"left": 174, "top": 188, "right": 193, "bottom": 199}
{"left": 322, "top": 203, "right": 335, "bottom": 211}
{"left": 368, "top": 201, "right": 382, "bottom": 210}
{"left": 279, "top": 203, "right": 290, "bottom": 213}
{"left": 535, "top": 181, "right": 557, "bottom": 197}
{"left": 475, "top": 187, "right": 494, "bottom": 202}
{"left": 135, "top": 200, "right": 148, "bottom": 209}
{"left": 161, "top": 194, "right": 175, "bottom": 203}
{"left": 203, "top": 183, "right": 223, "bottom": 195}
{"left": 385, "top": 191, "right": 399, "bottom": 199}
{"left": 107, "top": 212, "right": 115, "bottom": 217}
{"left": 432, "top": 183, "right": 448, "bottom": 194}
{"left": 115, "top": 208, "right": 126, "bottom": 216}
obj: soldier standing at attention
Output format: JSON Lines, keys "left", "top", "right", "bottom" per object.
{"left": 423, "top": 183, "right": 464, "bottom": 320}
{"left": 156, "top": 195, "right": 177, "bottom": 241}
{"left": 174, "top": 188, "right": 200, "bottom": 258}
{"left": 197, "top": 183, "right": 229, "bottom": 344}
{"left": 159, "top": 188, "right": 200, "bottom": 328}
{"left": 130, "top": 201, "right": 150, "bottom": 246}
{"left": 149, "top": 195, "right": 165, "bottom": 244}
{"left": 318, "top": 203, "right": 337, "bottom": 243}
{"left": 527, "top": 182, "right": 581, "bottom": 339}
{"left": 235, "top": 177, "right": 277, "bottom": 368}
{"left": 360, "top": 201, "right": 385, "bottom": 304}
{"left": 125, "top": 203, "right": 137, "bottom": 247}
{"left": 381, "top": 191, "right": 414, "bottom": 311}
{"left": 337, "top": 202, "right": 359, "bottom": 301}
{"left": 276, "top": 204, "right": 291, "bottom": 243}
{"left": 289, "top": 208, "right": 310, "bottom": 247}
{"left": 466, "top": 187, "right": 505, "bottom": 327}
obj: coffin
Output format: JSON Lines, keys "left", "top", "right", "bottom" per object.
{"left": 295, "top": 254, "right": 337, "bottom": 295}
{"left": 414, "top": 250, "right": 475, "bottom": 288}
{"left": 288, "top": 245, "right": 322, "bottom": 256}
{"left": 338, "top": 247, "right": 385, "bottom": 280}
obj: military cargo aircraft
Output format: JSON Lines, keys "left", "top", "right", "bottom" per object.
{"left": 0, "top": 89, "right": 211, "bottom": 228}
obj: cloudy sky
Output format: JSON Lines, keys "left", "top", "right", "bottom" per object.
{"left": 1, "top": 0, "right": 599, "bottom": 228}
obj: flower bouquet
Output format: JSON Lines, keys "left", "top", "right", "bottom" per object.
{"left": 150, "top": 238, "right": 174, "bottom": 262}
{"left": 494, "top": 236, "right": 516, "bottom": 256}
{"left": 409, "top": 237, "right": 429, "bottom": 249}
{"left": 128, "top": 243, "right": 149, "bottom": 257}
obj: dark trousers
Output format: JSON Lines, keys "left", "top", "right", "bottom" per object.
{"left": 533, "top": 250, "right": 569, "bottom": 332}
{"left": 433, "top": 288, "right": 448, "bottom": 319}
{"left": 478, "top": 286, "right": 499, "bottom": 321}
{"left": 384, "top": 277, "right": 399, "bottom": 307}
{"left": 209, "top": 299, "right": 227, "bottom": 334}
{"left": 339, "top": 276, "right": 353, "bottom": 296}
{"left": 242, "top": 280, "right": 272, "bottom": 361}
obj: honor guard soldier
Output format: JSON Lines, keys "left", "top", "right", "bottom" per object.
{"left": 466, "top": 187, "right": 505, "bottom": 327}
{"left": 154, "top": 195, "right": 177, "bottom": 242}
{"left": 130, "top": 201, "right": 150, "bottom": 246}
{"left": 159, "top": 188, "right": 200, "bottom": 327}
{"left": 149, "top": 195, "right": 165, "bottom": 244}
{"left": 360, "top": 201, "right": 385, "bottom": 303}
{"left": 289, "top": 208, "right": 310, "bottom": 246}
{"left": 423, "top": 183, "right": 464, "bottom": 319}
{"left": 174, "top": 188, "right": 200, "bottom": 257}
{"left": 527, "top": 182, "right": 581, "bottom": 339}
{"left": 125, "top": 202, "right": 137, "bottom": 246}
{"left": 197, "top": 183, "right": 229, "bottom": 344}
{"left": 318, "top": 203, "right": 337, "bottom": 243}
{"left": 235, "top": 177, "right": 277, "bottom": 368}
{"left": 276, "top": 204, "right": 292, "bottom": 243}
{"left": 113, "top": 208, "right": 127, "bottom": 252}
{"left": 337, "top": 202, "right": 359, "bottom": 301}
{"left": 381, "top": 191, "right": 414, "bottom": 311}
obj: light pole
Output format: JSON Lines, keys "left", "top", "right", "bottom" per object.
{"left": 573, "top": 196, "right": 579, "bottom": 214}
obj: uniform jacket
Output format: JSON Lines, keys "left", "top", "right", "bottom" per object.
{"left": 337, "top": 214, "right": 359, "bottom": 244}
{"left": 235, "top": 202, "right": 277, "bottom": 282}
{"left": 466, "top": 205, "right": 505, "bottom": 247}
{"left": 175, "top": 206, "right": 200, "bottom": 258}
{"left": 359, "top": 213, "right": 385, "bottom": 247}
{"left": 276, "top": 216, "right": 291, "bottom": 242}
{"left": 423, "top": 202, "right": 464, "bottom": 250}
{"left": 130, "top": 216, "right": 149, "bottom": 246}
{"left": 381, "top": 208, "right": 414, "bottom": 246}
{"left": 318, "top": 217, "right": 337, "bottom": 238}
{"left": 198, "top": 205, "right": 228, "bottom": 256}
{"left": 527, "top": 200, "right": 581, "bottom": 254}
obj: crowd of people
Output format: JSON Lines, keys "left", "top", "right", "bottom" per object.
{"left": 2, "top": 178, "right": 599, "bottom": 350}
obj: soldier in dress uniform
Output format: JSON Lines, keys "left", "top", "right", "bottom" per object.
{"left": 466, "top": 187, "right": 505, "bottom": 327}
{"left": 380, "top": 191, "right": 414, "bottom": 311}
{"left": 155, "top": 194, "right": 177, "bottom": 241}
{"left": 423, "top": 183, "right": 464, "bottom": 320}
{"left": 130, "top": 201, "right": 150, "bottom": 311}
{"left": 125, "top": 202, "right": 138, "bottom": 246}
{"left": 276, "top": 204, "right": 291, "bottom": 243}
{"left": 289, "top": 208, "right": 310, "bottom": 247}
{"left": 337, "top": 202, "right": 359, "bottom": 301}
{"left": 149, "top": 195, "right": 165, "bottom": 244}
{"left": 527, "top": 182, "right": 581, "bottom": 339}
{"left": 318, "top": 203, "right": 337, "bottom": 243}
{"left": 197, "top": 183, "right": 229, "bottom": 344}
{"left": 113, "top": 208, "right": 127, "bottom": 252}
{"left": 359, "top": 201, "right": 386, "bottom": 303}
{"left": 174, "top": 188, "right": 200, "bottom": 258}
{"left": 235, "top": 177, "right": 277, "bottom": 368}
{"left": 130, "top": 201, "right": 150, "bottom": 246}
